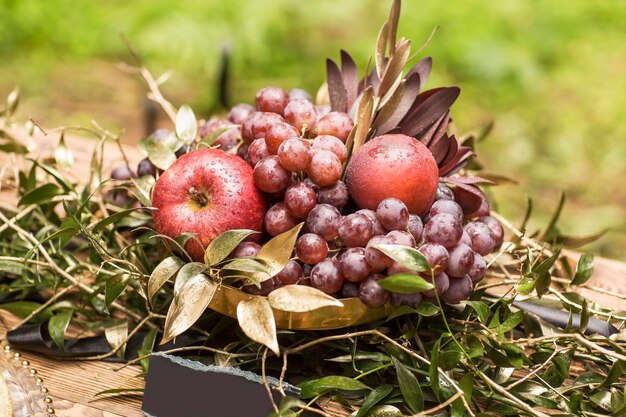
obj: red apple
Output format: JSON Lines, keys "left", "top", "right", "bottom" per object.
{"left": 345, "top": 134, "right": 438, "bottom": 216}
{"left": 152, "top": 148, "right": 267, "bottom": 261}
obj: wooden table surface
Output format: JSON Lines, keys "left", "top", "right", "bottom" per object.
{"left": 1, "top": 129, "right": 625, "bottom": 417}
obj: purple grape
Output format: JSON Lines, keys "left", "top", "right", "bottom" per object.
{"left": 376, "top": 198, "right": 409, "bottom": 231}
{"left": 228, "top": 103, "right": 255, "bottom": 124}
{"left": 479, "top": 216, "right": 504, "bottom": 247}
{"left": 407, "top": 214, "right": 424, "bottom": 243}
{"left": 423, "top": 272, "right": 450, "bottom": 298}
{"left": 460, "top": 230, "right": 472, "bottom": 246}
{"left": 317, "top": 181, "right": 349, "bottom": 209}
{"left": 418, "top": 243, "right": 450, "bottom": 275}
{"left": 359, "top": 275, "right": 390, "bottom": 308}
{"left": 464, "top": 222, "right": 496, "bottom": 256}
{"left": 307, "top": 149, "right": 342, "bottom": 187}
{"left": 445, "top": 244, "right": 475, "bottom": 277}
{"left": 424, "top": 213, "right": 463, "bottom": 248}
{"left": 256, "top": 86, "right": 289, "bottom": 115}
{"left": 339, "top": 248, "right": 370, "bottom": 283}
{"left": 265, "top": 203, "right": 298, "bottom": 236}
{"left": 311, "top": 135, "right": 348, "bottom": 163}
{"left": 137, "top": 158, "right": 157, "bottom": 177}
{"left": 339, "top": 214, "right": 374, "bottom": 248}
{"left": 387, "top": 262, "right": 412, "bottom": 276}
{"left": 241, "top": 112, "right": 284, "bottom": 143}
{"left": 253, "top": 156, "right": 292, "bottom": 193}
{"left": 436, "top": 183, "right": 454, "bottom": 200}
{"left": 340, "top": 281, "right": 360, "bottom": 298}
{"left": 306, "top": 204, "right": 341, "bottom": 241}
{"left": 390, "top": 292, "right": 422, "bottom": 308}
{"left": 357, "top": 209, "right": 387, "bottom": 236}
{"left": 276, "top": 260, "right": 303, "bottom": 285}
{"left": 278, "top": 138, "right": 311, "bottom": 172}
{"left": 248, "top": 138, "right": 271, "bottom": 167}
{"left": 386, "top": 230, "right": 416, "bottom": 248}
{"left": 284, "top": 99, "right": 317, "bottom": 132}
{"left": 365, "top": 235, "right": 394, "bottom": 271}
{"left": 175, "top": 144, "right": 190, "bottom": 158}
{"left": 468, "top": 254, "right": 487, "bottom": 284}
{"left": 442, "top": 275, "right": 473, "bottom": 304}
{"left": 111, "top": 165, "right": 135, "bottom": 180}
{"left": 311, "top": 258, "right": 344, "bottom": 294}
{"left": 430, "top": 199, "right": 464, "bottom": 224}
{"left": 296, "top": 233, "right": 329, "bottom": 265}
{"left": 230, "top": 242, "right": 261, "bottom": 258}
{"left": 289, "top": 88, "right": 312, "bottom": 101}
{"left": 315, "top": 111, "right": 354, "bottom": 143}
{"left": 243, "top": 278, "right": 279, "bottom": 296}
{"left": 284, "top": 182, "right": 317, "bottom": 218}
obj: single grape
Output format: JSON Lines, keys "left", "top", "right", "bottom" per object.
{"left": 340, "top": 281, "right": 360, "bottom": 298}
{"left": 478, "top": 216, "right": 504, "bottom": 247}
{"left": 307, "top": 150, "right": 342, "bottom": 187}
{"left": 296, "top": 233, "right": 329, "bottom": 265}
{"left": 386, "top": 230, "right": 416, "bottom": 247}
{"left": 339, "top": 213, "right": 374, "bottom": 248}
{"left": 241, "top": 112, "right": 284, "bottom": 143}
{"left": 265, "top": 203, "right": 298, "bottom": 236}
{"left": 230, "top": 241, "right": 262, "bottom": 258}
{"left": 390, "top": 292, "right": 422, "bottom": 308}
{"left": 318, "top": 181, "right": 349, "bottom": 209}
{"left": 109, "top": 191, "right": 132, "bottom": 207}
{"left": 253, "top": 156, "right": 292, "bottom": 193}
{"left": 284, "top": 99, "right": 317, "bottom": 132}
{"left": 359, "top": 274, "right": 390, "bottom": 308}
{"left": 467, "top": 254, "right": 486, "bottom": 284}
{"left": 407, "top": 214, "right": 424, "bottom": 243}
{"left": 365, "top": 235, "right": 394, "bottom": 271}
{"left": 423, "top": 272, "right": 450, "bottom": 298}
{"left": 111, "top": 165, "right": 135, "bottom": 180}
{"left": 137, "top": 158, "right": 157, "bottom": 177}
{"left": 265, "top": 122, "right": 300, "bottom": 154}
{"left": 276, "top": 260, "right": 303, "bottom": 285}
{"left": 436, "top": 183, "right": 454, "bottom": 200}
{"left": 256, "top": 86, "right": 289, "bottom": 115}
{"left": 464, "top": 221, "right": 496, "bottom": 256}
{"left": 243, "top": 278, "right": 279, "bottom": 296}
{"left": 311, "top": 135, "right": 348, "bottom": 163}
{"left": 302, "top": 263, "right": 313, "bottom": 277}
{"left": 289, "top": 88, "right": 311, "bottom": 101}
{"left": 418, "top": 243, "right": 450, "bottom": 275}
{"left": 284, "top": 182, "right": 317, "bottom": 218}
{"left": 445, "top": 244, "right": 475, "bottom": 277}
{"left": 175, "top": 144, "right": 190, "bottom": 158}
{"left": 339, "top": 248, "right": 371, "bottom": 283}
{"left": 356, "top": 209, "right": 387, "bottom": 236}
{"left": 306, "top": 204, "right": 341, "bottom": 241}
{"left": 228, "top": 103, "right": 255, "bottom": 124}
{"left": 442, "top": 275, "right": 473, "bottom": 304}
{"left": 460, "top": 230, "right": 472, "bottom": 246}
{"left": 150, "top": 128, "right": 176, "bottom": 144}
{"left": 430, "top": 199, "right": 464, "bottom": 224}
{"left": 315, "top": 111, "right": 354, "bottom": 142}
{"left": 248, "top": 138, "right": 271, "bottom": 167}
{"left": 377, "top": 198, "right": 409, "bottom": 231}
{"left": 311, "top": 258, "right": 344, "bottom": 294}
{"left": 277, "top": 138, "right": 311, "bottom": 172}
{"left": 424, "top": 213, "right": 463, "bottom": 248}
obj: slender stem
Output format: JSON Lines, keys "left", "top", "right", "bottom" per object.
{"left": 10, "top": 285, "right": 74, "bottom": 331}
{"left": 261, "top": 347, "right": 280, "bottom": 415}
{"left": 410, "top": 392, "right": 462, "bottom": 416}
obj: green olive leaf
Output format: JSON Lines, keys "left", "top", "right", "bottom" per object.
{"left": 161, "top": 273, "right": 217, "bottom": 345}
{"left": 299, "top": 376, "right": 370, "bottom": 399}
{"left": 356, "top": 385, "right": 393, "bottom": 417}
{"left": 204, "top": 229, "right": 258, "bottom": 267}
{"left": 463, "top": 300, "right": 491, "bottom": 323}
{"left": 176, "top": 104, "right": 198, "bottom": 144}
{"left": 105, "top": 275, "right": 129, "bottom": 307}
{"left": 572, "top": 254, "right": 594, "bottom": 286}
{"left": 377, "top": 273, "right": 433, "bottom": 294}
{"left": 48, "top": 309, "right": 73, "bottom": 350}
{"left": 236, "top": 296, "right": 279, "bottom": 355}
{"left": 147, "top": 256, "right": 185, "bottom": 306}
{"left": 200, "top": 125, "right": 238, "bottom": 146}
{"left": 18, "top": 183, "right": 61, "bottom": 206}
{"left": 139, "top": 137, "right": 177, "bottom": 171}
{"left": 256, "top": 223, "right": 304, "bottom": 279}
{"left": 138, "top": 328, "right": 158, "bottom": 372}
{"left": 368, "top": 243, "right": 429, "bottom": 272}
{"left": 268, "top": 285, "right": 343, "bottom": 312}
{"left": 392, "top": 357, "right": 423, "bottom": 413}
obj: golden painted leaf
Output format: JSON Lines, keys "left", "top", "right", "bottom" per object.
{"left": 105, "top": 321, "right": 128, "bottom": 359}
{"left": 237, "top": 297, "right": 279, "bottom": 355}
{"left": 268, "top": 285, "right": 343, "bottom": 312}
{"left": 378, "top": 39, "right": 411, "bottom": 99}
{"left": 352, "top": 86, "right": 375, "bottom": 155}
{"left": 147, "top": 256, "right": 185, "bottom": 307}
{"left": 161, "top": 273, "right": 217, "bottom": 345}
{"left": 372, "top": 79, "right": 406, "bottom": 129}
{"left": 256, "top": 223, "right": 304, "bottom": 280}
{"left": 387, "top": 0, "right": 401, "bottom": 56}
{"left": 204, "top": 229, "right": 257, "bottom": 267}
{"left": 375, "top": 21, "right": 390, "bottom": 77}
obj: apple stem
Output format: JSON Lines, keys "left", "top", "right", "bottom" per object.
{"left": 189, "top": 187, "right": 209, "bottom": 207}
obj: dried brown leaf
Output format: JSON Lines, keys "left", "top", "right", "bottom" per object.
{"left": 352, "top": 86, "right": 375, "bottom": 155}
{"left": 375, "top": 21, "right": 390, "bottom": 78}
{"left": 378, "top": 39, "right": 411, "bottom": 98}
{"left": 267, "top": 285, "right": 343, "bottom": 312}
{"left": 387, "top": 0, "right": 401, "bottom": 56}
{"left": 237, "top": 297, "right": 279, "bottom": 355}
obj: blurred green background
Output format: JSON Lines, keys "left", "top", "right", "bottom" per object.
{"left": 1, "top": 0, "right": 625, "bottom": 260}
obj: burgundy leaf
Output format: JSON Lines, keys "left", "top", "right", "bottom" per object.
{"left": 439, "top": 134, "right": 459, "bottom": 167}
{"left": 407, "top": 56, "right": 432, "bottom": 91}
{"left": 341, "top": 50, "right": 359, "bottom": 111}
{"left": 444, "top": 175, "right": 495, "bottom": 185}
{"left": 377, "top": 72, "right": 421, "bottom": 134}
{"left": 439, "top": 147, "right": 473, "bottom": 177}
{"left": 327, "top": 58, "right": 347, "bottom": 112}
{"left": 400, "top": 87, "right": 460, "bottom": 137}
{"left": 428, "top": 132, "right": 451, "bottom": 164}
{"left": 444, "top": 180, "right": 486, "bottom": 214}
{"left": 359, "top": 66, "right": 381, "bottom": 96}
{"left": 420, "top": 111, "right": 449, "bottom": 147}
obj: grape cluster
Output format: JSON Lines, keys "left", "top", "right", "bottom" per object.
{"left": 213, "top": 86, "right": 504, "bottom": 309}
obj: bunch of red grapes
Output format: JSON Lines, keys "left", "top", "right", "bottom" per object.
{"left": 112, "top": 86, "right": 504, "bottom": 310}
{"left": 203, "top": 86, "right": 504, "bottom": 309}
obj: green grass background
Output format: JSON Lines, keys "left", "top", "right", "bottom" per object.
{"left": 1, "top": 0, "right": 625, "bottom": 260}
